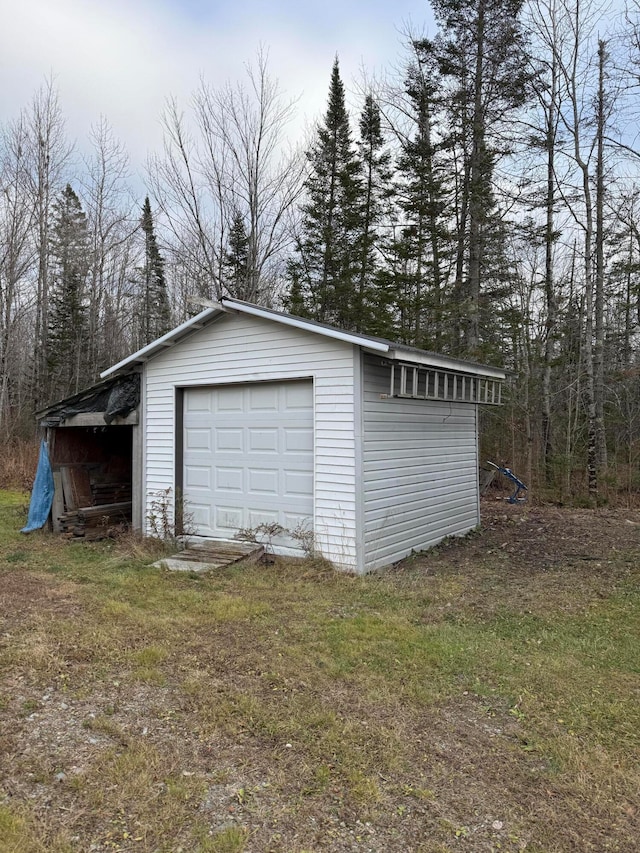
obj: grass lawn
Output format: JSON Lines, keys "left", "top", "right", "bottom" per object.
{"left": 0, "top": 490, "right": 639, "bottom": 852}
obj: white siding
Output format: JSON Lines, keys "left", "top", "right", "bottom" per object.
{"left": 143, "top": 313, "right": 358, "bottom": 570}
{"left": 362, "top": 355, "right": 479, "bottom": 571}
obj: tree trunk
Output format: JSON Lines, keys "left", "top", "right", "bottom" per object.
{"left": 542, "top": 45, "right": 559, "bottom": 485}
{"left": 594, "top": 39, "right": 607, "bottom": 473}
{"left": 466, "top": 0, "right": 487, "bottom": 356}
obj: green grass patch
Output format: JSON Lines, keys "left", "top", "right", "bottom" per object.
{"left": 0, "top": 803, "right": 73, "bottom": 852}
{"left": 1, "top": 491, "right": 639, "bottom": 852}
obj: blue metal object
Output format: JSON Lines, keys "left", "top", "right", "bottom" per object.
{"left": 486, "top": 461, "right": 528, "bottom": 504}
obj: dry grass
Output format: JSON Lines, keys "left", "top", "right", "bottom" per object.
{"left": 0, "top": 439, "right": 39, "bottom": 490}
{"left": 0, "top": 493, "right": 639, "bottom": 852}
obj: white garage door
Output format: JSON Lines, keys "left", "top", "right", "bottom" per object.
{"left": 183, "top": 380, "right": 314, "bottom": 544}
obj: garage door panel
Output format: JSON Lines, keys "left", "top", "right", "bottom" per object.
{"left": 190, "top": 503, "right": 212, "bottom": 527}
{"left": 215, "top": 428, "right": 244, "bottom": 452}
{"left": 285, "top": 383, "right": 313, "bottom": 410}
{"left": 283, "top": 470, "right": 313, "bottom": 497}
{"left": 185, "top": 428, "right": 211, "bottom": 450}
{"left": 248, "top": 508, "right": 280, "bottom": 528}
{"left": 283, "top": 511, "right": 310, "bottom": 531}
{"left": 249, "top": 385, "right": 279, "bottom": 411}
{"left": 214, "top": 386, "right": 244, "bottom": 412}
{"left": 248, "top": 468, "right": 279, "bottom": 495}
{"left": 185, "top": 466, "right": 211, "bottom": 489}
{"left": 248, "top": 428, "right": 279, "bottom": 453}
{"left": 184, "top": 381, "right": 313, "bottom": 543}
{"left": 215, "top": 467, "right": 243, "bottom": 492}
{"left": 186, "top": 389, "right": 212, "bottom": 412}
{"left": 283, "top": 428, "right": 313, "bottom": 453}
{"left": 215, "top": 506, "right": 244, "bottom": 530}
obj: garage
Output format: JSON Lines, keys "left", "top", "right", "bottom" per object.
{"left": 90, "top": 297, "right": 505, "bottom": 572}
{"left": 181, "top": 379, "right": 314, "bottom": 544}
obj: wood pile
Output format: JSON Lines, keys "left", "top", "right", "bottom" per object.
{"left": 54, "top": 464, "right": 132, "bottom": 540}
{"left": 59, "top": 501, "right": 132, "bottom": 541}
{"left": 91, "top": 482, "right": 132, "bottom": 504}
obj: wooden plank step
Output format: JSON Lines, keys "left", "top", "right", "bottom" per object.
{"left": 152, "top": 542, "right": 264, "bottom": 573}
{"left": 172, "top": 551, "right": 254, "bottom": 563}
{"left": 187, "top": 540, "right": 260, "bottom": 552}
{"left": 185, "top": 543, "right": 259, "bottom": 558}
{"left": 181, "top": 545, "right": 263, "bottom": 563}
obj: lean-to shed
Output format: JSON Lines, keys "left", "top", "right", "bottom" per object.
{"left": 89, "top": 297, "right": 505, "bottom": 573}
{"left": 36, "top": 374, "right": 141, "bottom": 538}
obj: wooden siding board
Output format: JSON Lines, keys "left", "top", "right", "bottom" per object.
{"left": 362, "top": 355, "right": 480, "bottom": 571}
{"left": 143, "top": 313, "right": 357, "bottom": 570}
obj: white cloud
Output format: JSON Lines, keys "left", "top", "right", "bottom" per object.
{"left": 0, "top": 0, "right": 433, "bottom": 183}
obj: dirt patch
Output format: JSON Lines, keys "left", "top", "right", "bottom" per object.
{"left": 436, "top": 500, "right": 640, "bottom": 568}
{"left": 391, "top": 500, "right": 640, "bottom": 618}
{"left": 0, "top": 571, "right": 82, "bottom": 631}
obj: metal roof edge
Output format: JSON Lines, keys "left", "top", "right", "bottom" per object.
{"left": 220, "top": 298, "right": 390, "bottom": 353}
{"left": 99, "top": 296, "right": 505, "bottom": 381}
{"left": 386, "top": 348, "right": 507, "bottom": 379}
{"left": 100, "top": 306, "right": 222, "bottom": 378}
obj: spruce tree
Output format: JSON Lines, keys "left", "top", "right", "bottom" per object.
{"left": 139, "top": 196, "right": 171, "bottom": 345}
{"left": 354, "top": 94, "right": 395, "bottom": 336}
{"left": 47, "top": 184, "right": 90, "bottom": 399}
{"left": 287, "top": 58, "right": 361, "bottom": 327}
{"left": 388, "top": 47, "right": 453, "bottom": 350}
{"left": 429, "top": 0, "right": 529, "bottom": 356}
{"left": 223, "top": 212, "right": 250, "bottom": 299}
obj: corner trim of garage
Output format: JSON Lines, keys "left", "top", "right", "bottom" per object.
{"left": 174, "top": 387, "right": 185, "bottom": 535}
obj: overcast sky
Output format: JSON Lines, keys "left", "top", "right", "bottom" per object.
{"left": 0, "top": 0, "right": 436, "bottom": 181}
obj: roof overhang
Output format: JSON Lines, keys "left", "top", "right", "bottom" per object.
{"left": 385, "top": 349, "right": 506, "bottom": 380}
{"left": 222, "top": 300, "right": 390, "bottom": 353}
{"left": 37, "top": 373, "right": 141, "bottom": 426}
{"left": 100, "top": 305, "right": 230, "bottom": 378}
{"left": 100, "top": 297, "right": 506, "bottom": 382}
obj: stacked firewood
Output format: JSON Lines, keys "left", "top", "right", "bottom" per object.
{"left": 59, "top": 501, "right": 132, "bottom": 541}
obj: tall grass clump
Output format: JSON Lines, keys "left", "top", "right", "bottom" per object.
{"left": 0, "top": 438, "right": 39, "bottom": 490}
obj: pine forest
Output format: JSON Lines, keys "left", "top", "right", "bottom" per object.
{"left": 2, "top": 0, "right": 640, "bottom": 503}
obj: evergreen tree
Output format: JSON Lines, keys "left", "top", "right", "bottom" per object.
{"left": 354, "top": 94, "right": 395, "bottom": 336}
{"left": 47, "top": 184, "right": 90, "bottom": 399}
{"left": 139, "top": 196, "right": 171, "bottom": 345}
{"left": 223, "top": 212, "right": 250, "bottom": 299}
{"left": 387, "top": 46, "right": 453, "bottom": 350}
{"left": 287, "top": 58, "right": 361, "bottom": 327}
{"left": 429, "top": 0, "right": 529, "bottom": 356}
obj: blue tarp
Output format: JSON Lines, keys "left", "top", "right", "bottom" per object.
{"left": 21, "top": 440, "right": 55, "bottom": 533}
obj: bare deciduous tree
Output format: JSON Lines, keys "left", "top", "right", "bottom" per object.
{"left": 82, "top": 118, "right": 136, "bottom": 372}
{"left": 149, "top": 49, "right": 304, "bottom": 305}
{"left": 0, "top": 116, "right": 35, "bottom": 432}
{"left": 26, "top": 80, "right": 72, "bottom": 408}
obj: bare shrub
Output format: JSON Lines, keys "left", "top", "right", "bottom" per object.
{"left": 0, "top": 438, "right": 39, "bottom": 490}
